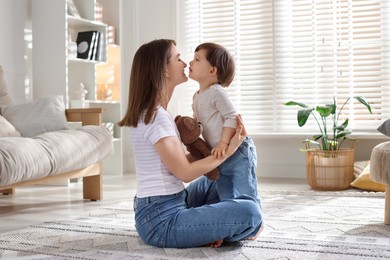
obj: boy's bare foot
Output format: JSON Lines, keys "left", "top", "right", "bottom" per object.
{"left": 205, "top": 239, "right": 224, "bottom": 248}
{"left": 246, "top": 224, "right": 264, "bottom": 241}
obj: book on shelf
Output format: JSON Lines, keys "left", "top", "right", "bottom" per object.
{"left": 96, "top": 31, "right": 105, "bottom": 61}
{"left": 76, "top": 31, "right": 97, "bottom": 60}
{"left": 91, "top": 31, "right": 100, "bottom": 61}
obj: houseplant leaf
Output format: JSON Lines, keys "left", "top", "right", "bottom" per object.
{"left": 313, "top": 134, "right": 323, "bottom": 141}
{"left": 297, "top": 108, "right": 314, "bottom": 127}
{"left": 316, "top": 105, "right": 332, "bottom": 118}
{"left": 335, "top": 119, "right": 349, "bottom": 131}
{"left": 353, "top": 96, "right": 372, "bottom": 114}
{"left": 335, "top": 131, "right": 351, "bottom": 139}
{"left": 301, "top": 139, "right": 321, "bottom": 151}
{"left": 283, "top": 101, "right": 314, "bottom": 127}
{"left": 284, "top": 101, "right": 308, "bottom": 108}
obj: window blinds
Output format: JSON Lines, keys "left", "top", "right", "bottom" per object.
{"left": 178, "top": 0, "right": 389, "bottom": 134}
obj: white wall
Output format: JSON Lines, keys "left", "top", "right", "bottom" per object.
{"left": 120, "top": 0, "right": 177, "bottom": 174}
{"left": 0, "top": 0, "right": 29, "bottom": 104}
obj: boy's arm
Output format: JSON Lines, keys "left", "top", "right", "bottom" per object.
{"left": 212, "top": 126, "right": 236, "bottom": 158}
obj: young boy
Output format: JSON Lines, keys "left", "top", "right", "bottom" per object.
{"left": 188, "top": 42, "right": 261, "bottom": 206}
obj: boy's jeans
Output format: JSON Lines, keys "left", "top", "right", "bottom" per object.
{"left": 217, "top": 136, "right": 260, "bottom": 205}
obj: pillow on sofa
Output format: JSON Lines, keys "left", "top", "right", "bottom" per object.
{"left": 0, "top": 115, "right": 21, "bottom": 137}
{"left": 0, "top": 65, "right": 14, "bottom": 107}
{"left": 1, "top": 95, "right": 69, "bottom": 137}
{"left": 377, "top": 119, "right": 390, "bottom": 137}
{"left": 354, "top": 160, "right": 369, "bottom": 178}
{"left": 351, "top": 162, "right": 385, "bottom": 192}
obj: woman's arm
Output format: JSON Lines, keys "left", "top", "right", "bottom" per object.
{"left": 155, "top": 115, "right": 246, "bottom": 183}
{"left": 155, "top": 137, "right": 224, "bottom": 182}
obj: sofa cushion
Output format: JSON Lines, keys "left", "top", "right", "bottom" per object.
{"left": 34, "top": 126, "right": 113, "bottom": 175}
{"left": 0, "top": 65, "right": 14, "bottom": 108}
{"left": 0, "top": 137, "right": 53, "bottom": 185}
{"left": 351, "top": 162, "right": 385, "bottom": 192}
{"left": 0, "top": 125, "right": 113, "bottom": 186}
{"left": 353, "top": 160, "right": 369, "bottom": 178}
{"left": 0, "top": 115, "right": 21, "bottom": 137}
{"left": 1, "top": 95, "right": 69, "bottom": 137}
{"left": 377, "top": 119, "right": 390, "bottom": 137}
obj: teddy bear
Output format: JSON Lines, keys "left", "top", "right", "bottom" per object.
{"left": 175, "top": 115, "right": 220, "bottom": 181}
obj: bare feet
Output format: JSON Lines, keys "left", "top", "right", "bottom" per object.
{"left": 204, "top": 224, "right": 264, "bottom": 247}
{"left": 246, "top": 224, "right": 264, "bottom": 241}
{"left": 205, "top": 239, "right": 224, "bottom": 248}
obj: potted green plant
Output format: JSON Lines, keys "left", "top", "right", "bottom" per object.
{"left": 284, "top": 96, "right": 372, "bottom": 190}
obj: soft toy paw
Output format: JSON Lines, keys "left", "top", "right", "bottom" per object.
{"left": 175, "top": 115, "right": 220, "bottom": 181}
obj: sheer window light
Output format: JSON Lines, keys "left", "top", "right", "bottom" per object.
{"left": 176, "top": 0, "right": 390, "bottom": 135}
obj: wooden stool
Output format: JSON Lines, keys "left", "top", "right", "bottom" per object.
{"left": 370, "top": 141, "right": 390, "bottom": 224}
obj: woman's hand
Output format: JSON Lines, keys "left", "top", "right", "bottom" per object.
{"left": 225, "top": 114, "right": 247, "bottom": 157}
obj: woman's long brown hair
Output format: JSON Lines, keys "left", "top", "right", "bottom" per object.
{"left": 118, "top": 39, "right": 176, "bottom": 127}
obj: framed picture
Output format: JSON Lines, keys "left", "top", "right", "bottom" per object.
{"left": 67, "top": 0, "right": 80, "bottom": 18}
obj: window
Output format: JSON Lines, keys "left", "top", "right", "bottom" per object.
{"left": 176, "top": 0, "right": 389, "bottom": 135}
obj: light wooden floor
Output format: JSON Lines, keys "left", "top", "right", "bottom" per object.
{"left": 0, "top": 175, "right": 310, "bottom": 234}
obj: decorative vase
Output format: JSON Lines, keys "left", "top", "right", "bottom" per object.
{"left": 73, "top": 83, "right": 88, "bottom": 100}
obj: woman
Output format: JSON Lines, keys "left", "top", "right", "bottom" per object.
{"left": 118, "top": 39, "right": 263, "bottom": 248}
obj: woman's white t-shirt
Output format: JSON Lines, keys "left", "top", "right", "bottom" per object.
{"left": 129, "top": 107, "right": 185, "bottom": 198}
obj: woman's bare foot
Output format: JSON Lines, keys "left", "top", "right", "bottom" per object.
{"left": 204, "top": 224, "right": 264, "bottom": 247}
{"left": 246, "top": 224, "right": 264, "bottom": 241}
{"left": 205, "top": 239, "right": 224, "bottom": 248}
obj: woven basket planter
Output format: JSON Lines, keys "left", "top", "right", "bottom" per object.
{"left": 306, "top": 148, "right": 354, "bottom": 190}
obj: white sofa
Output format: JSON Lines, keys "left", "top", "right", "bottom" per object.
{"left": 0, "top": 66, "right": 113, "bottom": 201}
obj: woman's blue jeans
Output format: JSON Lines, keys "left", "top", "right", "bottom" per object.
{"left": 134, "top": 176, "right": 263, "bottom": 248}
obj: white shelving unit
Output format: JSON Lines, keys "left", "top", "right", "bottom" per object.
{"left": 94, "top": 0, "right": 123, "bottom": 176}
{"left": 32, "top": 0, "right": 106, "bottom": 104}
{"left": 32, "top": 0, "right": 123, "bottom": 176}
